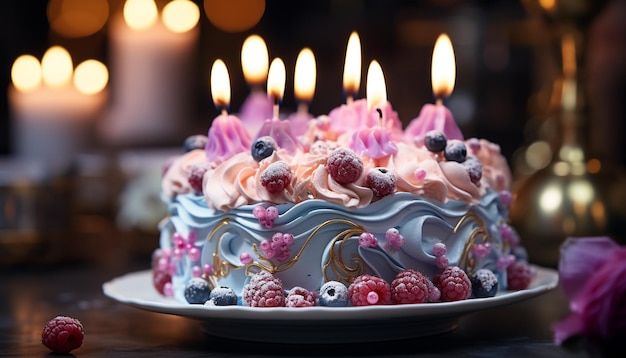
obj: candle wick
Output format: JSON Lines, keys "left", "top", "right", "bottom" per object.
{"left": 221, "top": 108, "right": 228, "bottom": 116}
{"left": 297, "top": 102, "right": 308, "bottom": 115}
{"left": 376, "top": 108, "right": 383, "bottom": 127}
{"left": 273, "top": 101, "right": 279, "bottom": 120}
{"left": 346, "top": 95, "right": 354, "bottom": 105}
{"left": 436, "top": 97, "right": 443, "bottom": 106}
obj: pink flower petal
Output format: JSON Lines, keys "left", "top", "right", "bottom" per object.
{"left": 553, "top": 312, "right": 585, "bottom": 345}
{"left": 559, "top": 237, "right": 619, "bottom": 306}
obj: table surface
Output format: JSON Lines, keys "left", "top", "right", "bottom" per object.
{"left": 0, "top": 258, "right": 589, "bottom": 358}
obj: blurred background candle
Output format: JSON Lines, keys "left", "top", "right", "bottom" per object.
{"left": 287, "top": 47, "right": 316, "bottom": 136}
{"left": 239, "top": 34, "right": 273, "bottom": 137}
{"left": 8, "top": 46, "right": 108, "bottom": 175}
{"left": 102, "top": 0, "right": 200, "bottom": 147}
{"left": 343, "top": 31, "right": 361, "bottom": 104}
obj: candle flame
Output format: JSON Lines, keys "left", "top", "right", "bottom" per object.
{"left": 162, "top": 0, "right": 199, "bottom": 33}
{"left": 294, "top": 47, "right": 316, "bottom": 103}
{"left": 431, "top": 33, "right": 456, "bottom": 99}
{"left": 241, "top": 34, "right": 269, "bottom": 86}
{"left": 11, "top": 55, "right": 42, "bottom": 92}
{"left": 366, "top": 60, "right": 386, "bottom": 112}
{"left": 211, "top": 59, "right": 231, "bottom": 109}
{"left": 267, "top": 58, "right": 286, "bottom": 102}
{"left": 41, "top": 46, "right": 73, "bottom": 88}
{"left": 74, "top": 60, "right": 108, "bottom": 95}
{"left": 123, "top": 0, "right": 157, "bottom": 30}
{"left": 343, "top": 31, "right": 361, "bottom": 98}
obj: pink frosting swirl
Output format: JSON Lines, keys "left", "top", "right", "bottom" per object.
{"left": 205, "top": 114, "right": 252, "bottom": 163}
{"left": 162, "top": 149, "right": 211, "bottom": 199}
{"left": 404, "top": 103, "right": 464, "bottom": 144}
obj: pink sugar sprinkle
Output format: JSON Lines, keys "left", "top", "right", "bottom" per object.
{"left": 240, "top": 252, "right": 253, "bottom": 264}
{"left": 499, "top": 190, "right": 513, "bottom": 207}
{"left": 472, "top": 243, "right": 492, "bottom": 258}
{"left": 187, "top": 231, "right": 197, "bottom": 243}
{"left": 429, "top": 286, "right": 441, "bottom": 302}
{"left": 203, "top": 264, "right": 213, "bottom": 275}
{"left": 253, "top": 206, "right": 266, "bottom": 219}
{"left": 191, "top": 265, "right": 202, "bottom": 277}
{"left": 167, "top": 262, "right": 177, "bottom": 275}
{"left": 433, "top": 243, "right": 447, "bottom": 257}
{"left": 358, "top": 232, "right": 378, "bottom": 248}
{"left": 497, "top": 254, "right": 516, "bottom": 271}
{"left": 436, "top": 255, "right": 449, "bottom": 269}
{"left": 414, "top": 169, "right": 427, "bottom": 181}
{"left": 163, "top": 282, "right": 174, "bottom": 296}
{"left": 188, "top": 247, "right": 201, "bottom": 261}
{"left": 266, "top": 206, "right": 279, "bottom": 220}
{"left": 367, "top": 291, "right": 379, "bottom": 304}
{"left": 385, "top": 228, "right": 405, "bottom": 248}
{"left": 157, "top": 257, "right": 168, "bottom": 271}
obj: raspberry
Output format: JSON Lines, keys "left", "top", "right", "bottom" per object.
{"left": 152, "top": 270, "right": 172, "bottom": 295}
{"left": 242, "top": 271, "right": 285, "bottom": 307}
{"left": 260, "top": 161, "right": 292, "bottom": 194}
{"left": 391, "top": 269, "right": 433, "bottom": 304}
{"left": 41, "top": 316, "right": 84, "bottom": 354}
{"left": 188, "top": 163, "right": 209, "bottom": 194}
{"left": 366, "top": 168, "right": 396, "bottom": 197}
{"left": 463, "top": 157, "right": 483, "bottom": 184}
{"left": 434, "top": 266, "right": 472, "bottom": 302}
{"left": 285, "top": 287, "right": 316, "bottom": 307}
{"left": 348, "top": 274, "right": 391, "bottom": 306}
{"left": 327, "top": 147, "right": 363, "bottom": 185}
{"left": 507, "top": 260, "right": 532, "bottom": 290}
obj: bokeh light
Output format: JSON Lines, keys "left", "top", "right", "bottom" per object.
{"left": 11, "top": 55, "right": 42, "bottom": 92}
{"left": 204, "top": 0, "right": 265, "bottom": 33}
{"left": 48, "top": 0, "right": 109, "bottom": 38}
{"left": 74, "top": 60, "right": 109, "bottom": 95}
{"left": 163, "top": 0, "right": 200, "bottom": 34}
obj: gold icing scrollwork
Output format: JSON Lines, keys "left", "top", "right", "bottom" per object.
{"left": 455, "top": 212, "right": 500, "bottom": 275}
{"left": 203, "top": 220, "right": 240, "bottom": 289}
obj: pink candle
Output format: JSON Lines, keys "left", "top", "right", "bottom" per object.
{"left": 205, "top": 60, "right": 251, "bottom": 162}
{"left": 239, "top": 35, "right": 273, "bottom": 137}
{"left": 405, "top": 33, "right": 463, "bottom": 144}
{"left": 287, "top": 48, "right": 316, "bottom": 136}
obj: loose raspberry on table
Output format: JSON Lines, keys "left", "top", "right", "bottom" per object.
{"left": 286, "top": 286, "right": 316, "bottom": 308}
{"left": 327, "top": 147, "right": 363, "bottom": 185}
{"left": 188, "top": 163, "right": 209, "bottom": 194}
{"left": 391, "top": 269, "right": 433, "bottom": 304}
{"left": 242, "top": 271, "right": 285, "bottom": 307}
{"left": 41, "top": 316, "right": 84, "bottom": 354}
{"left": 260, "top": 161, "right": 292, "bottom": 194}
{"left": 348, "top": 274, "right": 391, "bottom": 306}
{"left": 434, "top": 266, "right": 472, "bottom": 302}
{"left": 507, "top": 260, "right": 533, "bottom": 290}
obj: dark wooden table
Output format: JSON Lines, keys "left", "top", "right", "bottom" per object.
{"left": 0, "top": 257, "right": 588, "bottom": 358}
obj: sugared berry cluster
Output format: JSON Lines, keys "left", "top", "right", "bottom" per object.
{"left": 253, "top": 205, "right": 279, "bottom": 229}
{"left": 423, "top": 130, "right": 483, "bottom": 185}
{"left": 259, "top": 232, "right": 295, "bottom": 261}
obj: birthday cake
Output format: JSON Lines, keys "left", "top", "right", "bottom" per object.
{"left": 151, "top": 35, "right": 532, "bottom": 307}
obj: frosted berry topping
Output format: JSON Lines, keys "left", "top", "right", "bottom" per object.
{"left": 183, "top": 134, "right": 208, "bottom": 152}
{"left": 470, "top": 268, "right": 499, "bottom": 298}
{"left": 319, "top": 281, "right": 349, "bottom": 307}
{"left": 260, "top": 161, "right": 292, "bottom": 194}
{"left": 286, "top": 286, "right": 316, "bottom": 308}
{"left": 242, "top": 271, "right": 285, "bottom": 307}
{"left": 463, "top": 157, "right": 483, "bottom": 185}
{"left": 434, "top": 266, "right": 472, "bottom": 302}
{"left": 391, "top": 269, "right": 433, "bottom": 304}
{"left": 207, "top": 286, "right": 238, "bottom": 306}
{"left": 385, "top": 228, "right": 405, "bottom": 249}
{"left": 358, "top": 232, "right": 378, "bottom": 248}
{"left": 366, "top": 168, "right": 396, "bottom": 197}
{"left": 251, "top": 136, "right": 277, "bottom": 162}
{"left": 424, "top": 130, "right": 447, "bottom": 153}
{"left": 327, "top": 147, "right": 363, "bottom": 185}
{"left": 348, "top": 274, "right": 391, "bottom": 306}
{"left": 188, "top": 163, "right": 209, "bottom": 194}
{"left": 507, "top": 260, "right": 532, "bottom": 290}
{"left": 253, "top": 205, "right": 279, "bottom": 228}
{"left": 41, "top": 316, "right": 84, "bottom": 354}
{"left": 444, "top": 139, "right": 467, "bottom": 163}
{"left": 184, "top": 277, "right": 212, "bottom": 304}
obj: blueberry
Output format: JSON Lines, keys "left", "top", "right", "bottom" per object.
{"left": 207, "top": 286, "right": 238, "bottom": 306}
{"left": 470, "top": 269, "right": 498, "bottom": 298}
{"left": 444, "top": 139, "right": 467, "bottom": 163}
{"left": 184, "top": 277, "right": 211, "bottom": 304}
{"left": 424, "top": 130, "right": 447, "bottom": 153}
{"left": 319, "top": 281, "right": 349, "bottom": 307}
{"left": 463, "top": 157, "right": 483, "bottom": 184}
{"left": 251, "top": 136, "right": 277, "bottom": 162}
{"left": 183, "top": 135, "right": 208, "bottom": 152}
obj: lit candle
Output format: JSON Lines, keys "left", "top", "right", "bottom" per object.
{"left": 238, "top": 34, "right": 273, "bottom": 137}
{"left": 287, "top": 47, "right": 316, "bottom": 136}
{"left": 8, "top": 47, "right": 108, "bottom": 175}
{"left": 349, "top": 61, "right": 398, "bottom": 159}
{"left": 103, "top": 0, "right": 200, "bottom": 145}
{"left": 405, "top": 33, "right": 463, "bottom": 143}
{"left": 254, "top": 58, "right": 299, "bottom": 153}
{"left": 205, "top": 59, "right": 252, "bottom": 162}
{"left": 343, "top": 31, "right": 361, "bottom": 104}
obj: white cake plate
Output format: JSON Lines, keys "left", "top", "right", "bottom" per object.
{"left": 103, "top": 265, "right": 558, "bottom": 344}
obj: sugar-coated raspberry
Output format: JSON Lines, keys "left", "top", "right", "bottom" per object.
{"left": 207, "top": 286, "right": 238, "bottom": 306}
{"left": 260, "top": 161, "right": 292, "bottom": 193}
{"left": 467, "top": 137, "right": 481, "bottom": 153}
{"left": 470, "top": 268, "right": 499, "bottom": 298}
{"left": 188, "top": 163, "right": 209, "bottom": 194}
{"left": 184, "top": 277, "right": 212, "bottom": 304}
{"left": 424, "top": 130, "right": 447, "bottom": 153}
{"left": 153, "top": 270, "right": 172, "bottom": 295}
{"left": 319, "top": 281, "right": 349, "bottom": 307}
{"left": 327, "top": 147, "right": 363, "bottom": 185}
{"left": 286, "top": 286, "right": 316, "bottom": 308}
{"left": 385, "top": 228, "right": 404, "bottom": 249}
{"left": 242, "top": 271, "right": 285, "bottom": 307}
{"left": 434, "top": 266, "right": 472, "bottom": 302}
{"left": 41, "top": 316, "right": 84, "bottom": 354}
{"left": 366, "top": 168, "right": 396, "bottom": 197}
{"left": 391, "top": 269, "right": 433, "bottom": 304}
{"left": 444, "top": 139, "right": 467, "bottom": 163}
{"left": 507, "top": 260, "right": 532, "bottom": 290}
{"left": 432, "top": 242, "right": 447, "bottom": 257}
{"left": 348, "top": 274, "right": 391, "bottom": 306}
{"left": 463, "top": 157, "right": 483, "bottom": 184}
{"left": 436, "top": 255, "right": 449, "bottom": 269}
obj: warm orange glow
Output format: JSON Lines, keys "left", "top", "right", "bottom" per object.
{"left": 431, "top": 33, "right": 456, "bottom": 98}
{"left": 123, "top": 0, "right": 157, "bottom": 30}
{"left": 267, "top": 58, "right": 286, "bottom": 101}
{"left": 210, "top": 59, "right": 231, "bottom": 109}
{"left": 294, "top": 48, "right": 316, "bottom": 103}
{"left": 163, "top": 0, "right": 200, "bottom": 33}
{"left": 41, "top": 46, "right": 73, "bottom": 88}
{"left": 241, "top": 34, "right": 269, "bottom": 86}
{"left": 343, "top": 31, "right": 361, "bottom": 98}
{"left": 366, "top": 60, "right": 386, "bottom": 111}
{"left": 74, "top": 60, "right": 108, "bottom": 95}
{"left": 204, "top": 0, "right": 265, "bottom": 33}
{"left": 48, "top": 0, "right": 109, "bottom": 38}
{"left": 11, "top": 55, "right": 42, "bottom": 92}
